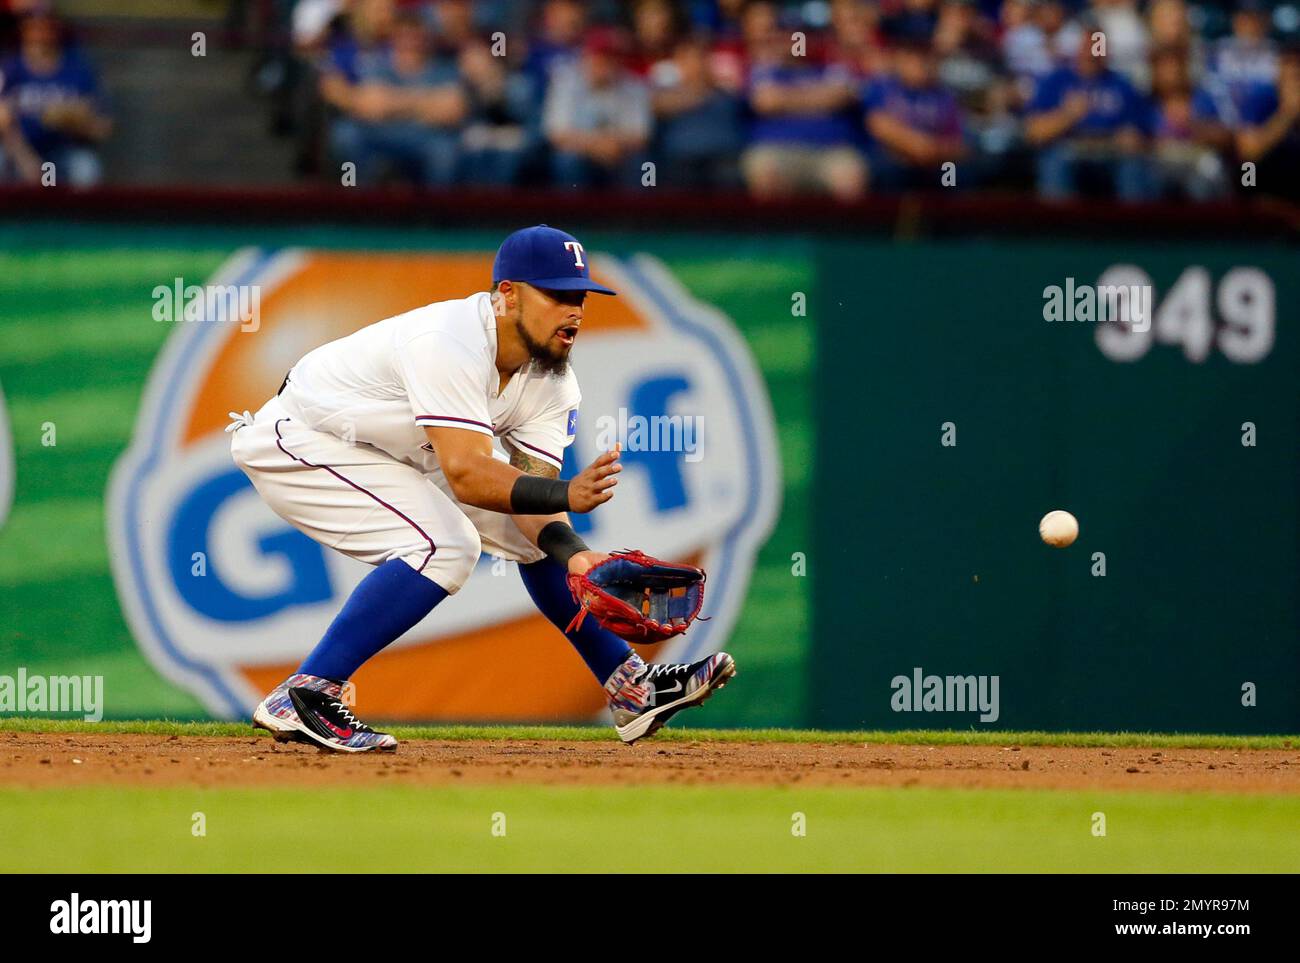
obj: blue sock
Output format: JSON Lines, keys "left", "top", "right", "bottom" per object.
{"left": 298, "top": 558, "right": 449, "bottom": 680}
{"left": 519, "top": 558, "right": 631, "bottom": 684}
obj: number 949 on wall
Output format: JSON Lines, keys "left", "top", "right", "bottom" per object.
{"left": 1094, "top": 265, "right": 1274, "bottom": 365}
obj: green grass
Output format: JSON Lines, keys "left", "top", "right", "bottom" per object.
{"left": 1, "top": 784, "right": 1296, "bottom": 872}
{"left": 1, "top": 717, "right": 1295, "bottom": 749}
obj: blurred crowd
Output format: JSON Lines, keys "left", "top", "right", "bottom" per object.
{"left": 2, "top": 0, "right": 1300, "bottom": 203}
{"left": 280, "top": 0, "right": 1300, "bottom": 202}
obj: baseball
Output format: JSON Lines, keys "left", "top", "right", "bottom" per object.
{"left": 1039, "top": 510, "right": 1079, "bottom": 548}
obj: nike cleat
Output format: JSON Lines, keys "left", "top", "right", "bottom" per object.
{"left": 608, "top": 652, "right": 737, "bottom": 743}
{"left": 252, "top": 673, "right": 398, "bottom": 753}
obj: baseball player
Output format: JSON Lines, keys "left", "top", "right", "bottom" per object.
{"left": 229, "top": 225, "right": 735, "bottom": 752}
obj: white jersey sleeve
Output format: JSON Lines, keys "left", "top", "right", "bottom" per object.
{"left": 397, "top": 333, "right": 495, "bottom": 438}
{"left": 502, "top": 378, "right": 581, "bottom": 472}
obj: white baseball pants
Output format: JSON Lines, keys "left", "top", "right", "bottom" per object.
{"left": 230, "top": 396, "right": 543, "bottom": 594}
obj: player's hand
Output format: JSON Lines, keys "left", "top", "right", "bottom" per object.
{"left": 567, "top": 445, "right": 621, "bottom": 513}
{"left": 567, "top": 550, "right": 610, "bottom": 577}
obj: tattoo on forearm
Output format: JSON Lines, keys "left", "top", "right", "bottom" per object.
{"left": 507, "top": 441, "right": 560, "bottom": 479}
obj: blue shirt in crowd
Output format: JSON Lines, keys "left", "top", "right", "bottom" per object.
{"left": 0, "top": 50, "right": 103, "bottom": 155}
{"left": 747, "top": 63, "right": 858, "bottom": 147}
{"left": 356, "top": 51, "right": 460, "bottom": 90}
{"left": 1028, "top": 67, "right": 1151, "bottom": 137}
{"left": 1208, "top": 37, "right": 1277, "bottom": 112}
{"left": 863, "top": 76, "right": 963, "bottom": 139}
{"left": 327, "top": 38, "right": 409, "bottom": 85}
{"left": 1238, "top": 81, "right": 1300, "bottom": 153}
{"left": 522, "top": 40, "right": 578, "bottom": 101}
{"left": 658, "top": 89, "right": 744, "bottom": 159}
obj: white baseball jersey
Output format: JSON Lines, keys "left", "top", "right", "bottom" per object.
{"left": 232, "top": 292, "right": 580, "bottom": 593}
{"left": 278, "top": 292, "right": 581, "bottom": 472}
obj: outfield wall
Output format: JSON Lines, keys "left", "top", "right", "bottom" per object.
{"left": 0, "top": 223, "right": 810, "bottom": 727}
{"left": 814, "top": 238, "right": 1298, "bottom": 733}
{"left": 0, "top": 218, "right": 1294, "bottom": 731}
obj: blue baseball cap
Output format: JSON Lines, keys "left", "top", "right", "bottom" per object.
{"left": 492, "top": 225, "right": 617, "bottom": 295}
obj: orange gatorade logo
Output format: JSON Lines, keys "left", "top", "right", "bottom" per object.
{"left": 108, "top": 249, "right": 779, "bottom": 722}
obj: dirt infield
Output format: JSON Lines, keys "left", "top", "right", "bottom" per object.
{"left": 3, "top": 730, "right": 1298, "bottom": 793}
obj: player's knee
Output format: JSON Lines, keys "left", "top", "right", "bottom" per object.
{"left": 456, "top": 526, "right": 483, "bottom": 562}
{"left": 419, "top": 515, "right": 480, "bottom": 592}
{"left": 445, "top": 518, "right": 483, "bottom": 574}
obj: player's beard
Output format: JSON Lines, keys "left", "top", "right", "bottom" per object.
{"left": 515, "top": 317, "right": 570, "bottom": 377}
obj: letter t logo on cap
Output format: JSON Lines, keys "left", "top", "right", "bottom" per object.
{"left": 563, "top": 241, "right": 586, "bottom": 269}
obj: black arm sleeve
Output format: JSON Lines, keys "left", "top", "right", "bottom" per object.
{"left": 510, "top": 475, "right": 571, "bottom": 515}
{"left": 536, "top": 521, "right": 591, "bottom": 568}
